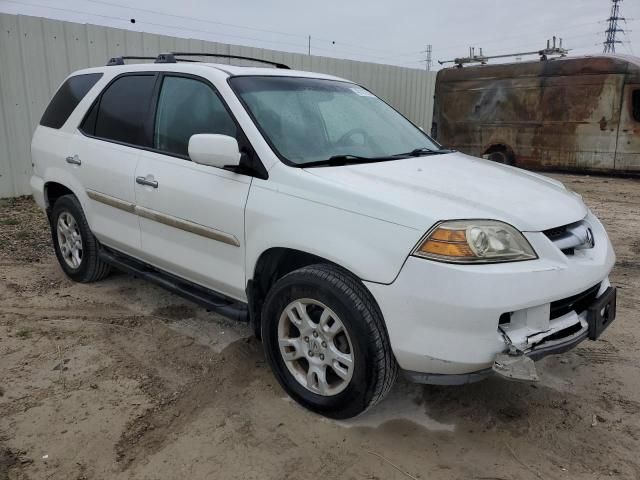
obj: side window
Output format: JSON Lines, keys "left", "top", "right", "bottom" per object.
{"left": 80, "top": 100, "right": 99, "bottom": 136}
{"left": 94, "top": 75, "right": 156, "bottom": 146}
{"left": 633, "top": 90, "right": 640, "bottom": 123}
{"left": 40, "top": 73, "right": 103, "bottom": 129}
{"left": 154, "top": 76, "right": 237, "bottom": 158}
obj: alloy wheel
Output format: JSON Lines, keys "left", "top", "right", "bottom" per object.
{"left": 277, "top": 298, "right": 355, "bottom": 396}
{"left": 56, "top": 211, "right": 83, "bottom": 269}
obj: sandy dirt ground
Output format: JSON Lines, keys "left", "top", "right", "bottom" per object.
{"left": 1, "top": 173, "right": 639, "bottom": 480}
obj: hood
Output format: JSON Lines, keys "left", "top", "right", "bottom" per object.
{"left": 302, "top": 152, "right": 587, "bottom": 232}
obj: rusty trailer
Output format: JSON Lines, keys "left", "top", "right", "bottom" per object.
{"left": 432, "top": 54, "right": 640, "bottom": 174}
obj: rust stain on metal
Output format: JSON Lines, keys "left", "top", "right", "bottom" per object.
{"left": 432, "top": 55, "right": 640, "bottom": 174}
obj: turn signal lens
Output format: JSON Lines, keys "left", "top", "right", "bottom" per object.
{"left": 419, "top": 239, "right": 475, "bottom": 257}
{"left": 428, "top": 228, "right": 468, "bottom": 243}
{"left": 413, "top": 220, "right": 537, "bottom": 264}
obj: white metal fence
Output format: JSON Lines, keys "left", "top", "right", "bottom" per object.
{"left": 0, "top": 13, "right": 436, "bottom": 198}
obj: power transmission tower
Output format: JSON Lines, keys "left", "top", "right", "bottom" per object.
{"left": 603, "top": 0, "right": 626, "bottom": 53}
{"left": 425, "top": 45, "right": 432, "bottom": 71}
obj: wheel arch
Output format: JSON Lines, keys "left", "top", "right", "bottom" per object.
{"left": 246, "top": 247, "right": 368, "bottom": 338}
{"left": 483, "top": 143, "right": 516, "bottom": 165}
{"left": 44, "top": 181, "right": 77, "bottom": 212}
{"left": 41, "top": 165, "right": 88, "bottom": 211}
{"left": 41, "top": 168, "right": 91, "bottom": 225}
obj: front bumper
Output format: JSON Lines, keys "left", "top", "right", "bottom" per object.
{"left": 405, "top": 285, "right": 616, "bottom": 385}
{"left": 402, "top": 306, "right": 594, "bottom": 385}
{"left": 365, "top": 211, "right": 616, "bottom": 379}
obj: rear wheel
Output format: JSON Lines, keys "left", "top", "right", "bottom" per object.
{"left": 262, "top": 264, "right": 397, "bottom": 419}
{"left": 51, "top": 195, "right": 111, "bottom": 283}
{"left": 485, "top": 145, "right": 515, "bottom": 165}
{"left": 487, "top": 150, "right": 510, "bottom": 164}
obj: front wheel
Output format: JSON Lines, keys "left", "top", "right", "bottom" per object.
{"left": 261, "top": 264, "right": 397, "bottom": 419}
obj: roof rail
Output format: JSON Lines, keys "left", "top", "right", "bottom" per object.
{"left": 106, "top": 56, "right": 157, "bottom": 66}
{"left": 155, "top": 52, "right": 290, "bottom": 69}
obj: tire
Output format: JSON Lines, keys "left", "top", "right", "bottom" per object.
{"left": 486, "top": 148, "right": 514, "bottom": 165}
{"left": 261, "top": 264, "right": 397, "bottom": 419}
{"left": 50, "top": 194, "right": 111, "bottom": 283}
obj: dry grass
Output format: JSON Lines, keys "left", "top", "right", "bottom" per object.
{"left": 0, "top": 196, "right": 51, "bottom": 263}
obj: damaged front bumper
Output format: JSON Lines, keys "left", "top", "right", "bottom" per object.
{"left": 404, "top": 282, "right": 618, "bottom": 385}
{"left": 493, "top": 283, "right": 617, "bottom": 382}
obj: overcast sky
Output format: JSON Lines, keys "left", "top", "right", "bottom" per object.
{"left": 1, "top": 0, "right": 638, "bottom": 69}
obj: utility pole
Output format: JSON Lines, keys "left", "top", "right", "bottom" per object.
{"left": 308, "top": 35, "right": 311, "bottom": 56}
{"left": 603, "top": 0, "right": 625, "bottom": 53}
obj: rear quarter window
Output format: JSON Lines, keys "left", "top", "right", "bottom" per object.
{"left": 40, "top": 73, "right": 103, "bottom": 129}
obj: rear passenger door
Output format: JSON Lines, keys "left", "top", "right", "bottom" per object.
{"left": 72, "top": 73, "right": 157, "bottom": 255}
{"left": 134, "top": 74, "right": 251, "bottom": 300}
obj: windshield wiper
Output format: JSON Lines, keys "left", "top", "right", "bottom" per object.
{"left": 302, "top": 154, "right": 402, "bottom": 168}
{"left": 302, "top": 147, "right": 455, "bottom": 168}
{"left": 394, "top": 147, "right": 454, "bottom": 157}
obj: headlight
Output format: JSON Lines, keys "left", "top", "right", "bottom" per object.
{"left": 413, "top": 220, "right": 537, "bottom": 264}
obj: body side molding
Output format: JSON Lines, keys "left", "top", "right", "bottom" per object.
{"left": 135, "top": 205, "right": 240, "bottom": 247}
{"left": 86, "top": 189, "right": 135, "bottom": 213}
{"left": 86, "top": 189, "right": 240, "bottom": 247}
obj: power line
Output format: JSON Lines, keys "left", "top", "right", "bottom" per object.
{"left": 429, "top": 20, "right": 604, "bottom": 57}
{"left": 82, "top": 0, "right": 414, "bottom": 58}
{"left": 7, "top": 0, "right": 420, "bottom": 63}
{"left": 7, "top": 0, "right": 433, "bottom": 67}
{"left": 386, "top": 29, "right": 608, "bottom": 70}
{"left": 4, "top": 0, "right": 312, "bottom": 50}
{"left": 83, "top": 0, "right": 308, "bottom": 39}
{"left": 603, "top": 0, "right": 626, "bottom": 53}
{"left": 372, "top": 19, "right": 608, "bottom": 65}
{"left": 478, "top": 30, "right": 602, "bottom": 56}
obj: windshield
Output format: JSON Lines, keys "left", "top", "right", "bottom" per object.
{"left": 229, "top": 76, "right": 441, "bottom": 166}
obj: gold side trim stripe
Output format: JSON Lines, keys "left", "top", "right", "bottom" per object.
{"left": 86, "top": 189, "right": 135, "bottom": 213}
{"left": 86, "top": 190, "right": 240, "bottom": 247}
{"left": 135, "top": 206, "right": 240, "bottom": 247}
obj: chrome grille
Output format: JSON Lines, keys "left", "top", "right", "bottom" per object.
{"left": 543, "top": 220, "right": 594, "bottom": 254}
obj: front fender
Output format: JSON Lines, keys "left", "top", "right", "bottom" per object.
{"left": 244, "top": 182, "right": 422, "bottom": 284}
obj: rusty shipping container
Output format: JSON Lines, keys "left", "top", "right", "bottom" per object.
{"left": 432, "top": 54, "right": 640, "bottom": 174}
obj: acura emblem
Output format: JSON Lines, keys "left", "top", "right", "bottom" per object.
{"left": 585, "top": 228, "right": 595, "bottom": 248}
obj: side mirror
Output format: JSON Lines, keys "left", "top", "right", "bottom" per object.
{"left": 188, "top": 134, "right": 241, "bottom": 169}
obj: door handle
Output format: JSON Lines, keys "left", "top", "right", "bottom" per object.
{"left": 65, "top": 155, "right": 81, "bottom": 166}
{"left": 136, "top": 176, "right": 158, "bottom": 188}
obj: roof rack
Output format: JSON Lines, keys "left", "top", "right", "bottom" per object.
{"left": 106, "top": 56, "right": 157, "bottom": 66}
{"left": 438, "top": 37, "right": 569, "bottom": 68}
{"left": 155, "top": 52, "right": 290, "bottom": 69}
{"left": 106, "top": 52, "right": 290, "bottom": 69}
{"left": 106, "top": 55, "right": 201, "bottom": 66}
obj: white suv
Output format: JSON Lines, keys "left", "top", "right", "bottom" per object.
{"left": 31, "top": 53, "right": 617, "bottom": 418}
